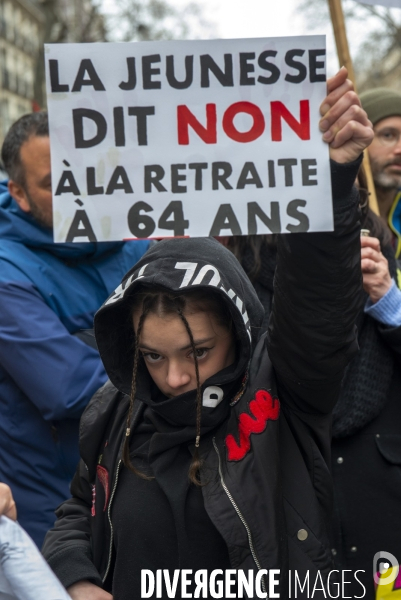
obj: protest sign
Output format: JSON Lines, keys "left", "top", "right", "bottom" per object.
{"left": 45, "top": 36, "right": 331, "bottom": 242}
{"left": 0, "top": 516, "right": 71, "bottom": 600}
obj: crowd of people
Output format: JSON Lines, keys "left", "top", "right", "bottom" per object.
{"left": 0, "top": 66, "right": 400, "bottom": 600}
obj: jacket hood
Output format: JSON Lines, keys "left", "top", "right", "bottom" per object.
{"left": 94, "top": 237, "right": 264, "bottom": 396}
{"left": 0, "top": 180, "right": 124, "bottom": 260}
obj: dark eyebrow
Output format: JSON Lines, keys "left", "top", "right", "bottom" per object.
{"left": 139, "top": 336, "right": 215, "bottom": 353}
{"left": 179, "top": 337, "right": 215, "bottom": 351}
{"left": 376, "top": 127, "right": 400, "bottom": 134}
{"left": 138, "top": 345, "right": 160, "bottom": 353}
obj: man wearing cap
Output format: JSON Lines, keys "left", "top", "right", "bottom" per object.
{"left": 329, "top": 89, "right": 401, "bottom": 599}
{"left": 360, "top": 88, "right": 401, "bottom": 272}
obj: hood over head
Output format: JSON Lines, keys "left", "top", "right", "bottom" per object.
{"left": 94, "top": 237, "right": 264, "bottom": 396}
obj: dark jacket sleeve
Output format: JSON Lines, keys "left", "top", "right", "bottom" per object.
{"left": 378, "top": 324, "right": 401, "bottom": 365}
{"left": 42, "top": 461, "right": 103, "bottom": 590}
{"left": 267, "top": 157, "right": 363, "bottom": 415}
{"left": 42, "top": 382, "right": 127, "bottom": 590}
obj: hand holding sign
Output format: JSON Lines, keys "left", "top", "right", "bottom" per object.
{"left": 361, "top": 236, "right": 393, "bottom": 303}
{"left": 46, "top": 36, "right": 351, "bottom": 241}
{"left": 319, "top": 67, "right": 374, "bottom": 164}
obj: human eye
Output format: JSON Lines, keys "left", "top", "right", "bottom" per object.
{"left": 141, "top": 351, "right": 163, "bottom": 363}
{"left": 379, "top": 130, "right": 398, "bottom": 143}
{"left": 189, "top": 347, "right": 212, "bottom": 360}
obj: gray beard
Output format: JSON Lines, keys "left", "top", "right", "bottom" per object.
{"left": 370, "top": 156, "right": 401, "bottom": 190}
{"left": 374, "top": 171, "right": 401, "bottom": 190}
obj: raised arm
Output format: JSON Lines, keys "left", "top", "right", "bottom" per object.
{"left": 268, "top": 68, "right": 374, "bottom": 414}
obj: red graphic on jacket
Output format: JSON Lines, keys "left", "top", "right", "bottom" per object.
{"left": 225, "top": 390, "right": 280, "bottom": 461}
{"left": 96, "top": 465, "right": 110, "bottom": 511}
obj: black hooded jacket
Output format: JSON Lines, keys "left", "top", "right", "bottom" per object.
{"left": 43, "top": 159, "right": 363, "bottom": 599}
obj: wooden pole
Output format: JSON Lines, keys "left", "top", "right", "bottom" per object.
{"left": 327, "top": 0, "right": 380, "bottom": 216}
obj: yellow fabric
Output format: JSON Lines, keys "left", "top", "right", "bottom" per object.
{"left": 376, "top": 567, "right": 401, "bottom": 599}
{"left": 377, "top": 591, "right": 401, "bottom": 599}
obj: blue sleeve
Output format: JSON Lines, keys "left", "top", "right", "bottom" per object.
{"left": 364, "top": 279, "right": 401, "bottom": 327}
{"left": 0, "top": 281, "right": 107, "bottom": 421}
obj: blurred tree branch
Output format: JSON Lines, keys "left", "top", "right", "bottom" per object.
{"left": 105, "top": 0, "right": 215, "bottom": 42}
{"left": 34, "top": 0, "right": 107, "bottom": 107}
{"left": 34, "top": 0, "right": 215, "bottom": 108}
{"left": 298, "top": 0, "right": 401, "bottom": 91}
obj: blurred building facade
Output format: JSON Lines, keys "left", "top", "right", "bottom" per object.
{"left": 0, "top": 0, "right": 44, "bottom": 153}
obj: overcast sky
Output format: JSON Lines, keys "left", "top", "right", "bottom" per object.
{"left": 103, "top": 0, "right": 379, "bottom": 77}
{"left": 187, "top": 0, "right": 335, "bottom": 63}
{"left": 187, "top": 0, "right": 340, "bottom": 72}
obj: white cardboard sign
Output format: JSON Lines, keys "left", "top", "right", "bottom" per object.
{"left": 45, "top": 36, "right": 332, "bottom": 243}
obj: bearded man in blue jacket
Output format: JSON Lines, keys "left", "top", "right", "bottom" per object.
{"left": 0, "top": 112, "right": 149, "bottom": 548}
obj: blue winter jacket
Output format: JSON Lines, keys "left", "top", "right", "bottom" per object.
{"left": 0, "top": 181, "right": 149, "bottom": 548}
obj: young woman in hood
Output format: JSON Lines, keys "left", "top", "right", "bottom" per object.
{"left": 42, "top": 68, "right": 373, "bottom": 600}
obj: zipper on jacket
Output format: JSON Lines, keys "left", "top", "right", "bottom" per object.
{"left": 212, "top": 438, "right": 268, "bottom": 598}
{"left": 102, "top": 459, "right": 122, "bottom": 583}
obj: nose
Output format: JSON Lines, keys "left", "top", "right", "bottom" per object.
{"left": 166, "top": 360, "right": 192, "bottom": 390}
{"left": 392, "top": 132, "right": 401, "bottom": 153}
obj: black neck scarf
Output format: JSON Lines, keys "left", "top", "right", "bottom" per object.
{"left": 130, "top": 360, "right": 244, "bottom": 568}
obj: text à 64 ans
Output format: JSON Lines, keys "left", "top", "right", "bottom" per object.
{"left": 59, "top": 158, "right": 315, "bottom": 240}
{"left": 49, "top": 48, "right": 326, "bottom": 94}
{"left": 66, "top": 197, "right": 310, "bottom": 242}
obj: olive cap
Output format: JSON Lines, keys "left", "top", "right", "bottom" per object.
{"left": 360, "top": 88, "right": 401, "bottom": 126}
